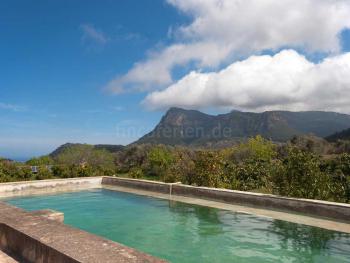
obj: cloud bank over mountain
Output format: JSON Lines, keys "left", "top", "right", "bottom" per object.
{"left": 106, "top": 0, "right": 350, "bottom": 113}
{"left": 143, "top": 50, "right": 350, "bottom": 112}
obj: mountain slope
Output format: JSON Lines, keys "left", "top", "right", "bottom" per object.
{"left": 49, "top": 143, "right": 125, "bottom": 158}
{"left": 326, "top": 128, "right": 350, "bottom": 142}
{"left": 136, "top": 108, "right": 350, "bottom": 146}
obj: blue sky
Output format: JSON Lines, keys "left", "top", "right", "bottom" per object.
{"left": 0, "top": 0, "right": 185, "bottom": 159}
{"left": 1, "top": 0, "right": 350, "bottom": 160}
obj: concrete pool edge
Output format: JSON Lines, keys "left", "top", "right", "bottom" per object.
{"left": 0, "top": 177, "right": 103, "bottom": 198}
{"left": 0, "top": 202, "right": 166, "bottom": 263}
{"left": 101, "top": 176, "right": 350, "bottom": 222}
{"left": 101, "top": 184, "right": 350, "bottom": 234}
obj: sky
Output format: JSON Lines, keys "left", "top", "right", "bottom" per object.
{"left": 1, "top": 0, "right": 350, "bottom": 160}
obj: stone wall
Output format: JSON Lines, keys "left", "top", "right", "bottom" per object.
{"left": 102, "top": 177, "right": 170, "bottom": 194}
{"left": 102, "top": 176, "right": 350, "bottom": 222}
{"left": 0, "top": 177, "right": 102, "bottom": 198}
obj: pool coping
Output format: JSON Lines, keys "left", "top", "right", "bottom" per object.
{"left": 0, "top": 177, "right": 167, "bottom": 263}
{"left": 102, "top": 184, "right": 350, "bottom": 234}
{"left": 0, "top": 202, "right": 166, "bottom": 263}
{"left": 101, "top": 177, "right": 350, "bottom": 221}
{"left": 0, "top": 177, "right": 103, "bottom": 198}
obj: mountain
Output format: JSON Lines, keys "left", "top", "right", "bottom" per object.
{"left": 326, "top": 128, "right": 350, "bottom": 142}
{"left": 49, "top": 143, "right": 125, "bottom": 158}
{"left": 136, "top": 108, "right": 350, "bottom": 146}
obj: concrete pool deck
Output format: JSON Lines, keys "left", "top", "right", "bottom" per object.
{"left": 1, "top": 176, "right": 350, "bottom": 262}
{"left": 0, "top": 202, "right": 166, "bottom": 263}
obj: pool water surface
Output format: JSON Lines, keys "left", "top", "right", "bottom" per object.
{"left": 5, "top": 189, "right": 350, "bottom": 263}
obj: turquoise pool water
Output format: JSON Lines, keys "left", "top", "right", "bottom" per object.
{"left": 4, "top": 189, "right": 350, "bottom": 263}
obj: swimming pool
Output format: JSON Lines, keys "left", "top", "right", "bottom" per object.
{"left": 5, "top": 188, "right": 350, "bottom": 262}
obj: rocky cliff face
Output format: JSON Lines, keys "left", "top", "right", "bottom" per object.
{"left": 136, "top": 108, "right": 350, "bottom": 146}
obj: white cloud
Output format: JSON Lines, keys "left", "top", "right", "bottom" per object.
{"left": 143, "top": 50, "right": 350, "bottom": 113}
{"left": 106, "top": 0, "right": 350, "bottom": 93}
{"left": 80, "top": 24, "right": 109, "bottom": 45}
{"left": 0, "top": 102, "right": 25, "bottom": 112}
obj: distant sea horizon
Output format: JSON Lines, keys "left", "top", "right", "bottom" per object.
{"left": 4, "top": 156, "right": 32, "bottom": 163}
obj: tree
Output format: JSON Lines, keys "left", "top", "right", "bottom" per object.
{"left": 271, "top": 147, "right": 331, "bottom": 200}
{"left": 326, "top": 153, "right": 350, "bottom": 202}
{"left": 146, "top": 146, "right": 174, "bottom": 179}
{"left": 231, "top": 135, "right": 276, "bottom": 163}
{"left": 193, "top": 151, "right": 226, "bottom": 188}
{"left": 54, "top": 145, "right": 117, "bottom": 176}
{"left": 26, "top": 156, "right": 54, "bottom": 166}
{"left": 165, "top": 149, "right": 196, "bottom": 183}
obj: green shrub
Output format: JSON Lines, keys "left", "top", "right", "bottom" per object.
{"left": 33, "top": 166, "right": 54, "bottom": 180}
{"left": 161, "top": 148, "right": 195, "bottom": 183}
{"left": 230, "top": 159, "right": 278, "bottom": 192}
{"left": 26, "top": 156, "right": 54, "bottom": 166}
{"left": 146, "top": 146, "right": 174, "bottom": 179}
{"left": 192, "top": 151, "right": 226, "bottom": 188}
{"left": 325, "top": 153, "right": 350, "bottom": 202}
{"left": 232, "top": 135, "right": 277, "bottom": 163}
{"left": 271, "top": 147, "right": 332, "bottom": 200}
{"left": 52, "top": 165, "right": 72, "bottom": 178}
{"left": 129, "top": 167, "right": 144, "bottom": 179}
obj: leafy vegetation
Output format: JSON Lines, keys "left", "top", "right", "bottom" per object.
{"left": 115, "top": 136, "right": 350, "bottom": 203}
{"left": 1, "top": 135, "right": 350, "bottom": 203}
{"left": 0, "top": 144, "right": 117, "bottom": 182}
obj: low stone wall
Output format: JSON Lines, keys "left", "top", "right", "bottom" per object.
{"left": 0, "top": 202, "right": 166, "bottom": 263}
{"left": 102, "top": 177, "right": 170, "bottom": 194}
{"left": 0, "top": 223, "right": 79, "bottom": 263}
{"left": 171, "top": 184, "right": 350, "bottom": 222}
{"left": 102, "top": 177, "right": 350, "bottom": 222}
{"left": 0, "top": 177, "right": 102, "bottom": 198}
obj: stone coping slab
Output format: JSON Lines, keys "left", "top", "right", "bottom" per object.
{"left": 0, "top": 177, "right": 102, "bottom": 198}
{"left": 103, "top": 184, "right": 350, "bottom": 234}
{"left": 0, "top": 250, "right": 19, "bottom": 263}
{"left": 0, "top": 202, "right": 166, "bottom": 263}
{"left": 30, "top": 209, "right": 64, "bottom": 223}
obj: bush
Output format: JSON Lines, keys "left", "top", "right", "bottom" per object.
{"left": 229, "top": 159, "right": 278, "bottom": 192}
{"left": 52, "top": 165, "right": 72, "bottom": 178}
{"left": 146, "top": 146, "right": 174, "bottom": 179}
{"left": 26, "top": 156, "right": 54, "bottom": 166}
{"left": 192, "top": 151, "right": 226, "bottom": 188}
{"left": 271, "top": 147, "right": 332, "bottom": 200}
{"left": 116, "top": 145, "right": 150, "bottom": 173}
{"left": 33, "top": 166, "right": 54, "bottom": 180}
{"left": 325, "top": 153, "right": 350, "bottom": 202}
{"left": 162, "top": 148, "right": 195, "bottom": 183}
{"left": 232, "top": 135, "right": 277, "bottom": 163}
{"left": 129, "top": 167, "right": 144, "bottom": 179}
